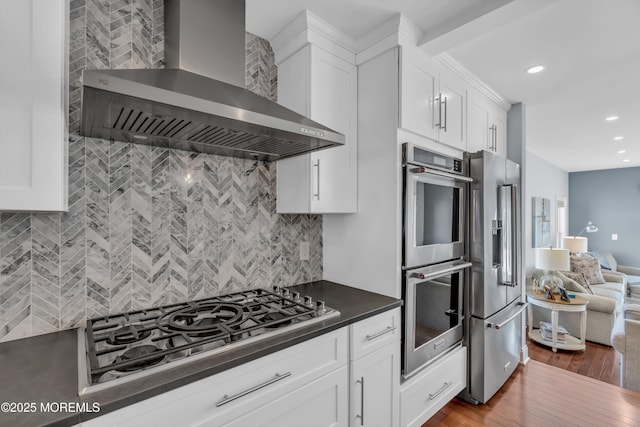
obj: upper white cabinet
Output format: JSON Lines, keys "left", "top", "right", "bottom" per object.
{"left": 400, "top": 46, "right": 466, "bottom": 152}
{"left": 467, "top": 88, "right": 507, "bottom": 157}
{"left": 0, "top": 0, "right": 68, "bottom": 211}
{"left": 275, "top": 43, "right": 357, "bottom": 214}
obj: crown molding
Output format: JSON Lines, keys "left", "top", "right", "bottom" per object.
{"left": 270, "top": 10, "right": 357, "bottom": 65}
{"left": 435, "top": 52, "right": 511, "bottom": 110}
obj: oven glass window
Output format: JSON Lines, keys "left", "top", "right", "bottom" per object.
{"left": 414, "top": 272, "right": 461, "bottom": 349}
{"left": 415, "top": 182, "right": 460, "bottom": 246}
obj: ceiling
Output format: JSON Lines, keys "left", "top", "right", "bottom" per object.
{"left": 246, "top": 0, "right": 640, "bottom": 172}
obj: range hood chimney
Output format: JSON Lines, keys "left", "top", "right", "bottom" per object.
{"left": 80, "top": 0, "right": 344, "bottom": 161}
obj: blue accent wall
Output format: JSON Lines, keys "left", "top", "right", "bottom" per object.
{"left": 569, "top": 167, "right": 640, "bottom": 265}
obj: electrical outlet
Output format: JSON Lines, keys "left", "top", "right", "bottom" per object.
{"left": 299, "top": 241, "right": 310, "bottom": 261}
{"left": 612, "top": 234, "right": 618, "bottom": 241}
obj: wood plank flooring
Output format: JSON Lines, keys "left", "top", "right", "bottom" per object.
{"left": 423, "top": 360, "right": 640, "bottom": 427}
{"left": 527, "top": 337, "right": 621, "bottom": 386}
{"left": 423, "top": 340, "right": 633, "bottom": 426}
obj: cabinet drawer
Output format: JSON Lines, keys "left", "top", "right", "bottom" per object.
{"left": 399, "top": 346, "right": 466, "bottom": 427}
{"left": 83, "top": 328, "right": 348, "bottom": 427}
{"left": 219, "top": 366, "right": 348, "bottom": 427}
{"left": 350, "top": 308, "right": 401, "bottom": 360}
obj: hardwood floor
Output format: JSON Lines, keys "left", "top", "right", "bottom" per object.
{"left": 527, "top": 337, "right": 621, "bottom": 386}
{"left": 423, "top": 341, "right": 633, "bottom": 426}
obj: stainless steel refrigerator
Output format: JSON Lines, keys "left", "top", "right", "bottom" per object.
{"left": 461, "top": 150, "right": 526, "bottom": 404}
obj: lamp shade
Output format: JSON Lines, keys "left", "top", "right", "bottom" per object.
{"left": 563, "top": 236, "right": 588, "bottom": 253}
{"left": 534, "top": 248, "right": 570, "bottom": 271}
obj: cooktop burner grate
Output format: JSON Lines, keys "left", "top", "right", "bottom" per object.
{"left": 82, "top": 288, "right": 337, "bottom": 389}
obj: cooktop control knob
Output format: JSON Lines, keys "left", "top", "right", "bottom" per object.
{"left": 292, "top": 292, "right": 301, "bottom": 302}
{"left": 316, "top": 300, "right": 326, "bottom": 314}
{"left": 304, "top": 295, "right": 313, "bottom": 307}
{"left": 282, "top": 288, "right": 290, "bottom": 298}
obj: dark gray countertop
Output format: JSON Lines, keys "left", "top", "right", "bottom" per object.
{"left": 0, "top": 281, "right": 402, "bottom": 427}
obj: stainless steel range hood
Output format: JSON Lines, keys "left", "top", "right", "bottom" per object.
{"left": 80, "top": 0, "right": 344, "bottom": 161}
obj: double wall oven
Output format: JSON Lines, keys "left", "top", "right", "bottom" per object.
{"left": 402, "top": 143, "right": 473, "bottom": 378}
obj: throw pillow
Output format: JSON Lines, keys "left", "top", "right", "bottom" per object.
{"left": 570, "top": 255, "right": 605, "bottom": 285}
{"left": 559, "top": 271, "right": 592, "bottom": 294}
{"left": 587, "top": 251, "right": 615, "bottom": 271}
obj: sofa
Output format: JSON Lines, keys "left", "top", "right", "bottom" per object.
{"left": 589, "top": 251, "right": 640, "bottom": 299}
{"left": 611, "top": 302, "right": 640, "bottom": 392}
{"left": 528, "top": 267, "right": 626, "bottom": 346}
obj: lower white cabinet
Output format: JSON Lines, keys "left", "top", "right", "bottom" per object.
{"left": 222, "top": 366, "right": 348, "bottom": 427}
{"left": 399, "top": 345, "right": 467, "bottom": 427}
{"left": 81, "top": 328, "right": 348, "bottom": 427}
{"left": 350, "top": 342, "right": 400, "bottom": 427}
{"left": 349, "top": 308, "right": 401, "bottom": 427}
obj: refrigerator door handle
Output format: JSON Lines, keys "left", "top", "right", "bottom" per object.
{"left": 498, "top": 184, "right": 518, "bottom": 287}
{"left": 487, "top": 302, "right": 528, "bottom": 330}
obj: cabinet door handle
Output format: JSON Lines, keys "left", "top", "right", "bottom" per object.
{"left": 492, "top": 124, "right": 498, "bottom": 151}
{"left": 313, "top": 159, "right": 320, "bottom": 200}
{"left": 428, "top": 381, "right": 452, "bottom": 401}
{"left": 434, "top": 94, "right": 442, "bottom": 129}
{"left": 365, "top": 325, "right": 396, "bottom": 341}
{"left": 442, "top": 96, "right": 447, "bottom": 132}
{"left": 356, "top": 376, "right": 365, "bottom": 425}
{"left": 216, "top": 372, "right": 291, "bottom": 407}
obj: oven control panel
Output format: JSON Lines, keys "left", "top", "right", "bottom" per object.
{"left": 403, "top": 143, "right": 463, "bottom": 175}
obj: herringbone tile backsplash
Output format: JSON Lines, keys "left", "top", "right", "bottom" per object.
{"left": 0, "top": 0, "right": 322, "bottom": 342}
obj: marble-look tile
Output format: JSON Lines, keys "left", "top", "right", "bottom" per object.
{"left": 151, "top": 146, "right": 171, "bottom": 306}
{"left": 131, "top": 144, "right": 152, "bottom": 310}
{"left": 31, "top": 213, "right": 61, "bottom": 332}
{"left": 109, "top": 141, "right": 132, "bottom": 314}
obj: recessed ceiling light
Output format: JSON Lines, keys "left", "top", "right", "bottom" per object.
{"left": 618, "top": 150, "right": 626, "bottom": 154}
{"left": 623, "top": 159, "right": 631, "bottom": 163}
{"left": 614, "top": 136, "right": 624, "bottom": 140}
{"left": 133, "top": 134, "right": 148, "bottom": 140}
{"left": 605, "top": 116, "right": 619, "bottom": 121}
{"left": 526, "top": 65, "right": 545, "bottom": 74}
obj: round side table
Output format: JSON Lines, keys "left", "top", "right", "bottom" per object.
{"left": 526, "top": 291, "right": 589, "bottom": 352}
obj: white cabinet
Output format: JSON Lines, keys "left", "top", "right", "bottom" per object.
{"left": 349, "top": 308, "right": 401, "bottom": 427}
{"left": 400, "top": 46, "right": 466, "bottom": 152}
{"left": 399, "top": 346, "right": 467, "bottom": 427}
{"left": 81, "top": 328, "right": 349, "bottom": 427}
{"left": 222, "top": 367, "right": 348, "bottom": 427}
{"left": 467, "top": 89, "right": 507, "bottom": 157}
{"left": 276, "top": 44, "right": 357, "bottom": 214}
{"left": 0, "top": 0, "right": 68, "bottom": 211}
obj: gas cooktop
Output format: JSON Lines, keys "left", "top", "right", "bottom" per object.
{"left": 78, "top": 287, "right": 338, "bottom": 395}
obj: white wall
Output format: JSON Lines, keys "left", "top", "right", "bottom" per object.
{"left": 524, "top": 150, "right": 569, "bottom": 273}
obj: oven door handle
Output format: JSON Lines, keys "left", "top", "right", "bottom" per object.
{"left": 487, "top": 303, "right": 528, "bottom": 330}
{"left": 409, "top": 166, "right": 474, "bottom": 183}
{"left": 409, "top": 261, "right": 472, "bottom": 282}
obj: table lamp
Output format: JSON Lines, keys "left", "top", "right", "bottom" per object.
{"left": 563, "top": 236, "right": 588, "bottom": 255}
{"left": 534, "top": 247, "right": 570, "bottom": 293}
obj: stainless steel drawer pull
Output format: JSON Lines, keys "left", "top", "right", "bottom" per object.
{"left": 428, "top": 381, "right": 452, "bottom": 401}
{"left": 216, "top": 372, "right": 292, "bottom": 407}
{"left": 366, "top": 325, "right": 397, "bottom": 341}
